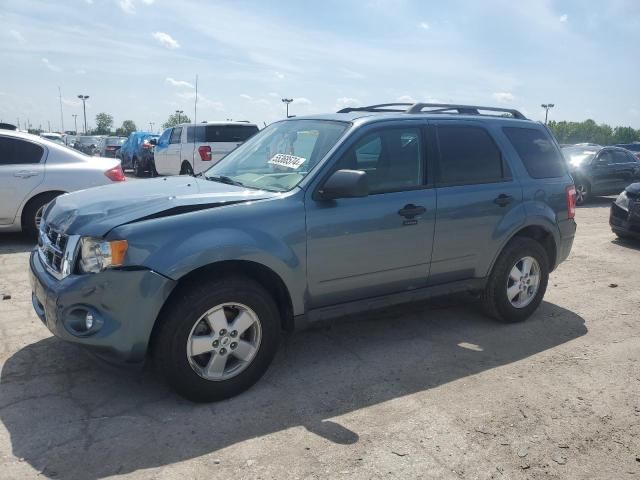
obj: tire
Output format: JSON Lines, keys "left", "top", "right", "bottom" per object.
{"left": 133, "top": 157, "right": 145, "bottom": 177}
{"left": 481, "top": 237, "right": 549, "bottom": 323}
{"left": 574, "top": 180, "right": 590, "bottom": 205}
{"left": 153, "top": 275, "right": 280, "bottom": 402}
{"left": 21, "top": 192, "right": 62, "bottom": 239}
{"left": 180, "top": 161, "right": 194, "bottom": 175}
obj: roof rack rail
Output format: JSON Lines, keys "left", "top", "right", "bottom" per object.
{"left": 337, "top": 102, "right": 526, "bottom": 119}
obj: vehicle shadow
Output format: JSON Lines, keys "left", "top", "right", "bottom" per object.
{"left": 0, "top": 234, "right": 35, "bottom": 254}
{"left": 0, "top": 300, "right": 587, "bottom": 479}
{"left": 611, "top": 236, "right": 640, "bottom": 251}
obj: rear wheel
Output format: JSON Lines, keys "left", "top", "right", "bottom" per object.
{"left": 180, "top": 161, "right": 194, "bottom": 175}
{"left": 153, "top": 276, "right": 280, "bottom": 402}
{"left": 574, "top": 181, "right": 590, "bottom": 205}
{"left": 481, "top": 237, "right": 549, "bottom": 323}
{"left": 22, "top": 192, "right": 62, "bottom": 239}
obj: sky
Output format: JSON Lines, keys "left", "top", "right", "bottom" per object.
{"left": 1, "top": 0, "right": 639, "bottom": 133}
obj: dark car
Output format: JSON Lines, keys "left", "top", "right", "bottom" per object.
{"left": 120, "top": 131, "right": 159, "bottom": 176}
{"left": 561, "top": 145, "right": 640, "bottom": 204}
{"left": 616, "top": 143, "right": 640, "bottom": 160}
{"left": 100, "top": 136, "right": 126, "bottom": 158}
{"left": 610, "top": 183, "right": 640, "bottom": 240}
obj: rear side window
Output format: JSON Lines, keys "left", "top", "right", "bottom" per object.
{"left": 503, "top": 127, "right": 566, "bottom": 178}
{"left": 437, "top": 125, "right": 504, "bottom": 185}
{"left": 204, "top": 125, "right": 258, "bottom": 142}
{"left": 0, "top": 137, "right": 45, "bottom": 165}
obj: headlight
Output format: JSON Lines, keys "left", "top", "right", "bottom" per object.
{"left": 78, "top": 238, "right": 128, "bottom": 273}
{"left": 615, "top": 191, "right": 630, "bottom": 212}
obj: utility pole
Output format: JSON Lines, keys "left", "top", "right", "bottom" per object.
{"left": 78, "top": 94, "right": 90, "bottom": 134}
{"left": 72, "top": 114, "right": 78, "bottom": 134}
{"left": 175, "top": 110, "right": 184, "bottom": 123}
{"left": 541, "top": 103, "right": 555, "bottom": 124}
{"left": 58, "top": 86, "right": 64, "bottom": 132}
{"left": 281, "top": 98, "right": 293, "bottom": 118}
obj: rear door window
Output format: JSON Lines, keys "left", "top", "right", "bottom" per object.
{"left": 436, "top": 125, "right": 505, "bottom": 185}
{"left": 169, "top": 127, "right": 182, "bottom": 144}
{"left": 503, "top": 127, "right": 567, "bottom": 178}
{"left": 612, "top": 150, "right": 631, "bottom": 164}
{"left": 0, "top": 137, "right": 45, "bottom": 165}
{"left": 204, "top": 125, "right": 259, "bottom": 142}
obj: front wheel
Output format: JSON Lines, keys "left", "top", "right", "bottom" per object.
{"left": 153, "top": 276, "right": 280, "bottom": 402}
{"left": 574, "top": 181, "right": 590, "bottom": 205}
{"left": 481, "top": 237, "right": 549, "bottom": 323}
{"left": 133, "top": 157, "right": 145, "bottom": 177}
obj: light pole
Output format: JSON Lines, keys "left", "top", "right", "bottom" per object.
{"left": 149, "top": 122, "right": 154, "bottom": 132}
{"left": 175, "top": 110, "right": 184, "bottom": 124}
{"left": 541, "top": 103, "right": 555, "bottom": 124}
{"left": 281, "top": 98, "right": 293, "bottom": 118}
{"left": 78, "top": 95, "right": 89, "bottom": 134}
{"left": 72, "top": 114, "right": 78, "bottom": 134}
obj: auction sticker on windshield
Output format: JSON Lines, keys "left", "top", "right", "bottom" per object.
{"left": 268, "top": 153, "right": 306, "bottom": 169}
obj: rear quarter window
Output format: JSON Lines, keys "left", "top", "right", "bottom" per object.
{"left": 204, "top": 125, "right": 259, "bottom": 143}
{"left": 503, "top": 127, "right": 567, "bottom": 178}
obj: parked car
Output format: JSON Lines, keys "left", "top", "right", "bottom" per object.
{"left": 119, "top": 131, "right": 159, "bottom": 176}
{"left": 562, "top": 145, "right": 640, "bottom": 204}
{"left": 154, "top": 121, "right": 259, "bottom": 176}
{"left": 0, "top": 129, "right": 125, "bottom": 237}
{"left": 30, "top": 102, "right": 576, "bottom": 402}
{"left": 616, "top": 143, "right": 640, "bottom": 160}
{"left": 39, "top": 132, "right": 66, "bottom": 146}
{"left": 100, "top": 136, "right": 127, "bottom": 158}
{"left": 74, "top": 136, "right": 102, "bottom": 156}
{"left": 610, "top": 183, "right": 640, "bottom": 240}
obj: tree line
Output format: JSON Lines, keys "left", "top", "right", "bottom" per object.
{"left": 547, "top": 119, "right": 640, "bottom": 145}
{"left": 91, "top": 112, "right": 191, "bottom": 136}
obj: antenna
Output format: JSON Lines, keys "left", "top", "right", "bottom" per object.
{"left": 192, "top": 74, "right": 198, "bottom": 176}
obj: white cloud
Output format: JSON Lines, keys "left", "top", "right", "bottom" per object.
{"left": 177, "top": 91, "right": 223, "bottom": 110}
{"left": 268, "top": 92, "right": 280, "bottom": 98}
{"left": 141, "top": 0, "right": 155, "bottom": 4}
{"left": 559, "top": 14, "right": 568, "bottom": 23}
{"left": 274, "top": 72, "right": 285, "bottom": 80}
{"left": 75, "top": 68, "right": 87, "bottom": 75}
{"left": 419, "top": 21, "right": 430, "bottom": 30}
{"left": 9, "top": 29, "right": 25, "bottom": 42}
{"left": 41, "top": 58, "right": 61, "bottom": 72}
{"left": 293, "top": 97, "right": 311, "bottom": 105}
{"left": 492, "top": 92, "right": 515, "bottom": 103}
{"left": 119, "top": 0, "right": 135, "bottom": 14}
{"left": 86, "top": 0, "right": 94, "bottom": 4}
{"left": 239, "top": 94, "right": 253, "bottom": 100}
{"left": 152, "top": 31, "right": 180, "bottom": 49}
{"left": 336, "top": 97, "right": 360, "bottom": 109}
{"left": 166, "top": 77, "right": 194, "bottom": 88}
{"left": 61, "top": 97, "right": 82, "bottom": 107}
{"left": 397, "top": 95, "right": 416, "bottom": 103}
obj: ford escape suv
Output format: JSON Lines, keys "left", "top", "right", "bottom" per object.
{"left": 29, "top": 103, "right": 577, "bottom": 402}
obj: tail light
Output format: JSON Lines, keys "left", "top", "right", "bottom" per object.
{"left": 566, "top": 185, "right": 576, "bottom": 219}
{"left": 105, "top": 165, "right": 126, "bottom": 182}
{"left": 198, "top": 145, "right": 212, "bottom": 161}
{"left": 141, "top": 140, "right": 153, "bottom": 149}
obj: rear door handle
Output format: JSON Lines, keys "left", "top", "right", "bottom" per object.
{"left": 398, "top": 204, "right": 426, "bottom": 219}
{"left": 14, "top": 170, "right": 39, "bottom": 179}
{"left": 494, "top": 194, "right": 513, "bottom": 207}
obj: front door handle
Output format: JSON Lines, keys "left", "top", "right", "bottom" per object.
{"left": 14, "top": 170, "right": 39, "bottom": 179}
{"left": 494, "top": 194, "right": 513, "bottom": 207}
{"left": 398, "top": 204, "right": 426, "bottom": 219}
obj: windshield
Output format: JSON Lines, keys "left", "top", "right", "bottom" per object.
{"left": 203, "top": 120, "right": 349, "bottom": 192}
{"left": 562, "top": 147, "right": 597, "bottom": 167}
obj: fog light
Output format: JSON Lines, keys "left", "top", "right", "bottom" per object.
{"left": 85, "top": 312, "right": 94, "bottom": 330}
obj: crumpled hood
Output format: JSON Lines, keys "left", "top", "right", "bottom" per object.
{"left": 44, "top": 176, "right": 275, "bottom": 237}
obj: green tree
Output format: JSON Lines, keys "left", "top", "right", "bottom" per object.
{"left": 94, "top": 112, "right": 114, "bottom": 135}
{"left": 115, "top": 120, "right": 137, "bottom": 137}
{"left": 162, "top": 112, "right": 191, "bottom": 129}
{"left": 611, "top": 126, "right": 639, "bottom": 145}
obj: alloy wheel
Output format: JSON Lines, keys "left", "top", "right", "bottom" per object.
{"left": 506, "top": 256, "right": 541, "bottom": 308}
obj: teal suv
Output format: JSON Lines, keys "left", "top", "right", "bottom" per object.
{"left": 30, "top": 103, "right": 577, "bottom": 402}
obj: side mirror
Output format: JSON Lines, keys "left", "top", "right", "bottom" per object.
{"left": 318, "top": 169, "right": 368, "bottom": 200}
{"left": 149, "top": 138, "right": 157, "bottom": 145}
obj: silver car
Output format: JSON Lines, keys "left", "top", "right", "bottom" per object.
{"left": 0, "top": 129, "right": 125, "bottom": 237}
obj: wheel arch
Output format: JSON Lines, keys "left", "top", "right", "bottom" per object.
{"left": 20, "top": 190, "right": 66, "bottom": 229}
{"left": 149, "top": 259, "right": 295, "bottom": 356}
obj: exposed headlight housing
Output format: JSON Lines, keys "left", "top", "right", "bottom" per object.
{"left": 78, "top": 238, "right": 128, "bottom": 273}
{"left": 615, "top": 191, "right": 630, "bottom": 212}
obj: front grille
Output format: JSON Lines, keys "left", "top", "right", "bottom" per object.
{"left": 38, "top": 224, "right": 79, "bottom": 280}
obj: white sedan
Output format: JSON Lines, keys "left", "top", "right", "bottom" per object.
{"left": 0, "top": 129, "right": 125, "bottom": 237}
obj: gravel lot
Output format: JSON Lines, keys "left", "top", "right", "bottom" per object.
{"left": 0, "top": 197, "right": 638, "bottom": 480}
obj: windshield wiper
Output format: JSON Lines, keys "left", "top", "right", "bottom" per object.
{"left": 206, "top": 175, "right": 246, "bottom": 187}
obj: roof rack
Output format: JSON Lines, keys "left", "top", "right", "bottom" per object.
{"left": 337, "top": 102, "right": 526, "bottom": 119}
